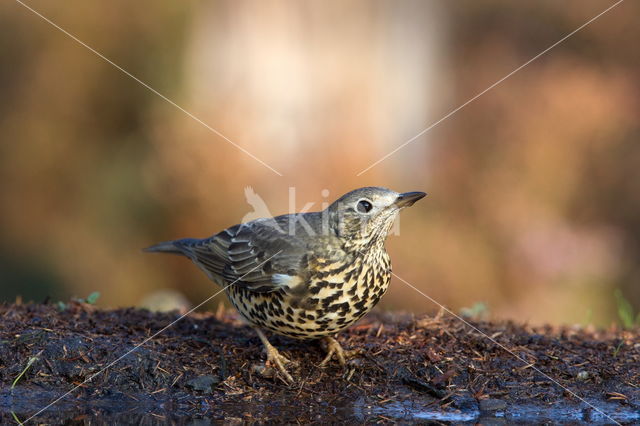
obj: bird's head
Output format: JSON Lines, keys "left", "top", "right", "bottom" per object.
{"left": 327, "top": 187, "right": 426, "bottom": 246}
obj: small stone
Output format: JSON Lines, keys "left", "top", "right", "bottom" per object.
{"left": 252, "top": 363, "right": 275, "bottom": 378}
{"left": 479, "top": 398, "right": 507, "bottom": 412}
{"left": 185, "top": 375, "right": 220, "bottom": 393}
{"left": 346, "top": 357, "right": 364, "bottom": 368}
{"left": 577, "top": 371, "right": 590, "bottom": 380}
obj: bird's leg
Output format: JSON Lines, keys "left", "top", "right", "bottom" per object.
{"left": 319, "top": 336, "right": 347, "bottom": 367}
{"left": 254, "top": 328, "right": 294, "bottom": 383}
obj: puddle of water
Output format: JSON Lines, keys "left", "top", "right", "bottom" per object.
{"left": 358, "top": 398, "right": 640, "bottom": 424}
{"left": 354, "top": 399, "right": 480, "bottom": 422}
{"left": 2, "top": 388, "right": 638, "bottom": 424}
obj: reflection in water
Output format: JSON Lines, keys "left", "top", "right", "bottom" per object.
{"left": 3, "top": 388, "right": 638, "bottom": 425}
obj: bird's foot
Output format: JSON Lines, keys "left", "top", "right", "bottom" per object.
{"left": 263, "top": 344, "right": 295, "bottom": 383}
{"left": 253, "top": 328, "right": 295, "bottom": 383}
{"left": 320, "top": 336, "right": 354, "bottom": 367}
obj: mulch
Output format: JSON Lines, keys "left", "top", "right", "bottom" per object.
{"left": 0, "top": 302, "right": 638, "bottom": 423}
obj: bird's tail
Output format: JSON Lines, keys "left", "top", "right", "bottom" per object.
{"left": 143, "top": 238, "right": 199, "bottom": 256}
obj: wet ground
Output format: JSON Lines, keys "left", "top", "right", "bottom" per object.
{"left": 0, "top": 302, "right": 638, "bottom": 424}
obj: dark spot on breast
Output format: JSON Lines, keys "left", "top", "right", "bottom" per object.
{"left": 321, "top": 290, "right": 343, "bottom": 308}
{"left": 332, "top": 261, "right": 350, "bottom": 275}
{"left": 314, "top": 269, "right": 332, "bottom": 279}
{"left": 329, "top": 302, "right": 350, "bottom": 315}
{"left": 354, "top": 299, "right": 367, "bottom": 311}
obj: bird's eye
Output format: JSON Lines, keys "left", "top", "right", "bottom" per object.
{"left": 356, "top": 199, "right": 373, "bottom": 213}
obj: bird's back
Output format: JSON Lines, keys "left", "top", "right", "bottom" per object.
{"left": 144, "top": 211, "right": 343, "bottom": 291}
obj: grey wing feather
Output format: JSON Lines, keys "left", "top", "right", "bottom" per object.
{"left": 174, "top": 217, "right": 309, "bottom": 292}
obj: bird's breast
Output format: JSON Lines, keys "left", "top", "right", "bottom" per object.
{"left": 226, "top": 249, "right": 391, "bottom": 339}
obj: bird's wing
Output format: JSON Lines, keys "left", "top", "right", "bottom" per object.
{"left": 180, "top": 217, "right": 309, "bottom": 293}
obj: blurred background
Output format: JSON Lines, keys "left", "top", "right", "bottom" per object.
{"left": 1, "top": 0, "right": 638, "bottom": 326}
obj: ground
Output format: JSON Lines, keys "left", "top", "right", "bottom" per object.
{"left": 0, "top": 302, "right": 638, "bottom": 424}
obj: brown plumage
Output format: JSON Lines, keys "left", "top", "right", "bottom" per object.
{"left": 145, "top": 187, "right": 426, "bottom": 382}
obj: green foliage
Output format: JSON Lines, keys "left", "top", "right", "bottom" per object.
{"left": 614, "top": 289, "right": 638, "bottom": 329}
{"left": 11, "top": 354, "right": 39, "bottom": 389}
{"left": 56, "top": 291, "right": 100, "bottom": 311}
{"left": 460, "top": 302, "right": 489, "bottom": 320}
{"left": 612, "top": 341, "right": 624, "bottom": 358}
{"left": 10, "top": 411, "right": 24, "bottom": 426}
{"left": 74, "top": 291, "right": 101, "bottom": 305}
{"left": 85, "top": 291, "right": 101, "bottom": 305}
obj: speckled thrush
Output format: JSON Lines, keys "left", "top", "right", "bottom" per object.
{"left": 145, "top": 187, "right": 426, "bottom": 382}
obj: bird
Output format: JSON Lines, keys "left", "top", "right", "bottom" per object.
{"left": 144, "top": 187, "right": 426, "bottom": 382}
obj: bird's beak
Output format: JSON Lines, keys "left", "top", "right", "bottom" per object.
{"left": 394, "top": 191, "right": 427, "bottom": 208}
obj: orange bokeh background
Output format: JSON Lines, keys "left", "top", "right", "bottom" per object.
{"left": 1, "top": 0, "right": 638, "bottom": 326}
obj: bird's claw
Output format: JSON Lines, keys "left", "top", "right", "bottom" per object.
{"left": 320, "top": 336, "right": 349, "bottom": 367}
{"left": 254, "top": 328, "right": 295, "bottom": 383}
{"left": 262, "top": 344, "right": 294, "bottom": 383}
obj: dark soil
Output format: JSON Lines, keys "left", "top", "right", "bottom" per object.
{"left": 0, "top": 302, "right": 638, "bottom": 424}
